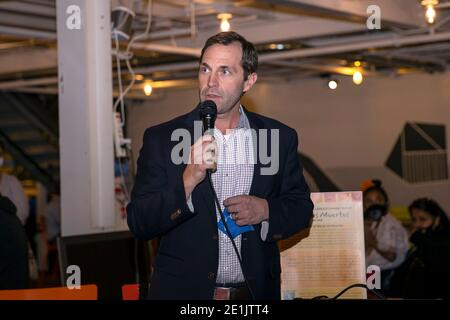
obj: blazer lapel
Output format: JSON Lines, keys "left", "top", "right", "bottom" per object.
{"left": 244, "top": 107, "right": 266, "bottom": 198}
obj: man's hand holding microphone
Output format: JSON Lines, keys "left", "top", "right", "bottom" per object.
{"left": 183, "top": 134, "right": 217, "bottom": 200}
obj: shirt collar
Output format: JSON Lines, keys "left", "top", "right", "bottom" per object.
{"left": 236, "top": 105, "right": 251, "bottom": 130}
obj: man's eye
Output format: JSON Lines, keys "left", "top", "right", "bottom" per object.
{"left": 222, "top": 69, "right": 231, "bottom": 75}
{"left": 200, "top": 67, "right": 209, "bottom": 73}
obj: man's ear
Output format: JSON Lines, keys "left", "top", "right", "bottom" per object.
{"left": 243, "top": 72, "right": 258, "bottom": 93}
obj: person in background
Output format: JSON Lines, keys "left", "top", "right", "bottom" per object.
{"left": 0, "top": 140, "right": 30, "bottom": 225}
{"left": 0, "top": 193, "right": 29, "bottom": 289}
{"left": 43, "top": 188, "right": 61, "bottom": 275}
{"left": 391, "top": 198, "right": 450, "bottom": 299}
{"left": 361, "top": 179, "right": 409, "bottom": 294}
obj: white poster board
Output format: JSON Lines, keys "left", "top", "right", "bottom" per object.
{"left": 280, "top": 191, "right": 367, "bottom": 299}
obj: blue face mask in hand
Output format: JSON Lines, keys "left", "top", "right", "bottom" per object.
{"left": 217, "top": 208, "right": 255, "bottom": 239}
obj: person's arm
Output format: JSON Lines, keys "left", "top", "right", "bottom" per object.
{"left": 371, "top": 217, "right": 409, "bottom": 266}
{"left": 264, "top": 129, "right": 314, "bottom": 242}
{"left": 127, "top": 128, "right": 198, "bottom": 240}
{"left": 368, "top": 221, "right": 397, "bottom": 262}
{"left": 375, "top": 245, "right": 396, "bottom": 262}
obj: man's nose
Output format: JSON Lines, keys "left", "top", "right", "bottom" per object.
{"left": 207, "top": 72, "right": 219, "bottom": 87}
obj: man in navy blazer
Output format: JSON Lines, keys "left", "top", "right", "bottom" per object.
{"left": 127, "top": 31, "right": 313, "bottom": 300}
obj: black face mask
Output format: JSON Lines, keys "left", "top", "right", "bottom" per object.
{"left": 364, "top": 204, "right": 388, "bottom": 221}
{"left": 420, "top": 217, "right": 438, "bottom": 235}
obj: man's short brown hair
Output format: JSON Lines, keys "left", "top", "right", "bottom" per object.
{"left": 200, "top": 31, "right": 258, "bottom": 80}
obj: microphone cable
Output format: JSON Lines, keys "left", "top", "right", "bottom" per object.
{"left": 206, "top": 170, "right": 256, "bottom": 300}
{"left": 306, "top": 283, "right": 386, "bottom": 300}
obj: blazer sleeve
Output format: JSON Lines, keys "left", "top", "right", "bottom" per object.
{"left": 264, "top": 129, "right": 314, "bottom": 242}
{"left": 127, "top": 128, "right": 197, "bottom": 240}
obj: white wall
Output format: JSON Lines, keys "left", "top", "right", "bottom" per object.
{"left": 127, "top": 71, "right": 450, "bottom": 214}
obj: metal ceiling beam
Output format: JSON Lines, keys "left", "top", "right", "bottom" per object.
{"left": 0, "top": 25, "right": 56, "bottom": 39}
{"left": 168, "top": 16, "right": 367, "bottom": 48}
{"left": 6, "top": 87, "right": 59, "bottom": 95}
{"left": 0, "top": 48, "right": 57, "bottom": 75}
{"left": 0, "top": 129, "right": 55, "bottom": 189}
{"left": 266, "top": 60, "right": 366, "bottom": 76}
{"left": 134, "top": 61, "right": 198, "bottom": 74}
{"left": 436, "top": 2, "right": 450, "bottom": 9}
{"left": 0, "top": 11, "right": 56, "bottom": 31}
{"left": 0, "top": 76, "right": 58, "bottom": 89}
{"left": 0, "top": 1, "right": 56, "bottom": 17}
{"left": 0, "top": 92, "right": 58, "bottom": 143}
{"left": 363, "top": 52, "right": 447, "bottom": 70}
{"left": 256, "top": 0, "right": 425, "bottom": 29}
{"left": 131, "top": 42, "right": 201, "bottom": 57}
{"left": 258, "top": 31, "right": 450, "bottom": 62}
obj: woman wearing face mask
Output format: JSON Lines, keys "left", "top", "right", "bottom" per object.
{"left": 0, "top": 141, "right": 29, "bottom": 225}
{"left": 391, "top": 198, "right": 450, "bottom": 299}
{"left": 362, "top": 179, "right": 409, "bottom": 294}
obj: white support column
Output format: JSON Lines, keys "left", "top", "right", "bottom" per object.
{"left": 57, "top": 0, "right": 116, "bottom": 236}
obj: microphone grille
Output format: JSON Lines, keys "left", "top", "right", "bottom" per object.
{"left": 199, "top": 100, "right": 217, "bottom": 117}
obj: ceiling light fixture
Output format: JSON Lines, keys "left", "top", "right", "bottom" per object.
{"left": 353, "top": 70, "right": 363, "bottom": 85}
{"left": 144, "top": 81, "right": 153, "bottom": 96}
{"left": 421, "top": 0, "right": 439, "bottom": 24}
{"left": 218, "top": 13, "right": 232, "bottom": 32}
{"left": 328, "top": 79, "right": 338, "bottom": 90}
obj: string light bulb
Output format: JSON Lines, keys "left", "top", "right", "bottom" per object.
{"left": 421, "top": 0, "right": 439, "bottom": 24}
{"left": 144, "top": 81, "right": 153, "bottom": 96}
{"left": 328, "top": 79, "right": 338, "bottom": 90}
{"left": 353, "top": 70, "right": 363, "bottom": 85}
{"left": 217, "top": 13, "right": 232, "bottom": 32}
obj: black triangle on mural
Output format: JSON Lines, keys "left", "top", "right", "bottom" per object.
{"left": 404, "top": 123, "right": 435, "bottom": 151}
{"left": 386, "top": 134, "right": 403, "bottom": 178}
{"left": 415, "top": 123, "right": 446, "bottom": 149}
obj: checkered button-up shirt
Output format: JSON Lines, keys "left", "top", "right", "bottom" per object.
{"left": 212, "top": 106, "right": 254, "bottom": 284}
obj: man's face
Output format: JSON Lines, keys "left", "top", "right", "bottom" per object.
{"left": 198, "top": 43, "right": 256, "bottom": 115}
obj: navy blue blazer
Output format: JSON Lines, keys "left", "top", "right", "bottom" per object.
{"left": 127, "top": 105, "right": 314, "bottom": 300}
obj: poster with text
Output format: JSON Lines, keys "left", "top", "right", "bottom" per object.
{"left": 280, "top": 191, "right": 367, "bottom": 299}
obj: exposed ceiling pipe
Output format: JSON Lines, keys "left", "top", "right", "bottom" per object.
{"left": 0, "top": 25, "right": 56, "bottom": 40}
{"left": 139, "top": 27, "right": 192, "bottom": 40}
{"left": 8, "top": 87, "right": 59, "bottom": 95}
{"left": 1, "top": 93, "right": 58, "bottom": 142}
{"left": 266, "top": 60, "right": 371, "bottom": 76}
{"left": 134, "top": 61, "right": 198, "bottom": 74}
{"left": 0, "top": 77, "right": 58, "bottom": 89}
{"left": 364, "top": 52, "right": 447, "bottom": 69}
{"left": 0, "top": 1, "right": 55, "bottom": 17}
{"left": 436, "top": 2, "right": 450, "bottom": 8}
{"left": 135, "top": 78, "right": 197, "bottom": 89}
{"left": 0, "top": 40, "right": 34, "bottom": 50}
{"left": 258, "top": 31, "right": 450, "bottom": 62}
{"left": 130, "top": 42, "right": 201, "bottom": 57}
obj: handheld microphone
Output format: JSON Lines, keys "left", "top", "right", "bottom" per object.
{"left": 199, "top": 100, "right": 217, "bottom": 174}
{"left": 199, "top": 100, "right": 217, "bottom": 135}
